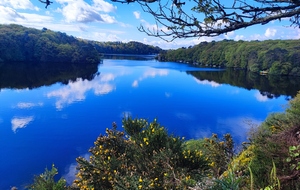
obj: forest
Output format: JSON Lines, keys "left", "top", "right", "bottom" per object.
{"left": 0, "top": 24, "right": 161, "bottom": 64}
{"left": 0, "top": 24, "right": 100, "bottom": 64}
{"left": 92, "top": 41, "right": 162, "bottom": 55}
{"left": 159, "top": 39, "right": 300, "bottom": 76}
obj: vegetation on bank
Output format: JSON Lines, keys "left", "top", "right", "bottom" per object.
{"left": 91, "top": 41, "right": 162, "bottom": 55}
{"left": 0, "top": 24, "right": 100, "bottom": 64}
{"left": 26, "top": 91, "right": 300, "bottom": 190}
{"left": 159, "top": 39, "right": 300, "bottom": 76}
{"left": 0, "top": 24, "right": 162, "bottom": 64}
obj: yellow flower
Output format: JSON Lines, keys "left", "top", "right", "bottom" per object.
{"left": 139, "top": 177, "right": 143, "bottom": 183}
{"left": 107, "top": 156, "right": 111, "bottom": 160}
{"left": 138, "top": 185, "right": 143, "bottom": 189}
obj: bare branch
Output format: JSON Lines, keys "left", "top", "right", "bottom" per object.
{"left": 112, "top": 0, "right": 300, "bottom": 41}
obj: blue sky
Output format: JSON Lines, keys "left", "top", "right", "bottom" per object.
{"left": 0, "top": 0, "right": 299, "bottom": 49}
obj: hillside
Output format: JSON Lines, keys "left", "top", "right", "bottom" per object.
{"left": 0, "top": 24, "right": 100, "bottom": 64}
{"left": 0, "top": 24, "right": 162, "bottom": 64}
{"left": 92, "top": 41, "right": 162, "bottom": 55}
{"left": 159, "top": 39, "right": 300, "bottom": 76}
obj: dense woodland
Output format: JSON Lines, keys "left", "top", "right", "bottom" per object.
{"left": 0, "top": 24, "right": 100, "bottom": 64}
{"left": 92, "top": 41, "right": 162, "bottom": 55}
{"left": 159, "top": 40, "right": 300, "bottom": 76}
{"left": 0, "top": 24, "right": 161, "bottom": 64}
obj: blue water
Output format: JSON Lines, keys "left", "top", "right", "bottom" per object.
{"left": 0, "top": 59, "right": 287, "bottom": 189}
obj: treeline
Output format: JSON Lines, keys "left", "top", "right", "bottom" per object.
{"left": 188, "top": 69, "right": 300, "bottom": 98}
{"left": 0, "top": 24, "right": 162, "bottom": 64}
{"left": 0, "top": 24, "right": 100, "bottom": 64}
{"left": 159, "top": 39, "right": 300, "bottom": 76}
{"left": 91, "top": 41, "right": 162, "bottom": 55}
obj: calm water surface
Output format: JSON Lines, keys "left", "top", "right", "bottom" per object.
{"left": 0, "top": 59, "right": 290, "bottom": 189}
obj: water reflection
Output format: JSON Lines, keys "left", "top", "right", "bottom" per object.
{"left": 0, "top": 61, "right": 99, "bottom": 90}
{"left": 132, "top": 69, "right": 169, "bottom": 87}
{"left": 11, "top": 116, "right": 34, "bottom": 133}
{"left": 46, "top": 73, "right": 116, "bottom": 110}
{"left": 194, "top": 78, "right": 221, "bottom": 87}
{"left": 188, "top": 69, "right": 300, "bottom": 98}
{"left": 14, "top": 102, "right": 44, "bottom": 109}
{"left": 0, "top": 59, "right": 298, "bottom": 190}
{"left": 254, "top": 91, "right": 269, "bottom": 102}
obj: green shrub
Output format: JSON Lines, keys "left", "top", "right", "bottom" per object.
{"left": 74, "top": 118, "right": 210, "bottom": 189}
{"left": 27, "top": 164, "right": 67, "bottom": 190}
{"left": 248, "top": 91, "right": 300, "bottom": 189}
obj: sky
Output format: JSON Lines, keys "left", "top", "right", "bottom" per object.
{"left": 0, "top": 0, "right": 300, "bottom": 49}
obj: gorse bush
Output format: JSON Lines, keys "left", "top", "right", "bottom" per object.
{"left": 28, "top": 91, "right": 300, "bottom": 190}
{"left": 249, "top": 91, "right": 300, "bottom": 189}
{"left": 75, "top": 118, "right": 210, "bottom": 189}
{"left": 27, "top": 164, "right": 67, "bottom": 190}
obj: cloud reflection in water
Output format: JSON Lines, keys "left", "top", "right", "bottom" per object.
{"left": 11, "top": 116, "right": 34, "bottom": 133}
{"left": 254, "top": 91, "right": 269, "bottom": 102}
{"left": 132, "top": 69, "right": 168, "bottom": 87}
{"left": 194, "top": 78, "right": 221, "bottom": 87}
{"left": 14, "top": 102, "right": 43, "bottom": 109}
{"left": 47, "top": 74, "right": 116, "bottom": 110}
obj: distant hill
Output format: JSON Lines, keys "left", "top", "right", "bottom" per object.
{"left": 92, "top": 41, "right": 162, "bottom": 55}
{"left": 159, "top": 39, "right": 300, "bottom": 76}
{"left": 0, "top": 24, "right": 100, "bottom": 64}
{"left": 0, "top": 24, "right": 163, "bottom": 64}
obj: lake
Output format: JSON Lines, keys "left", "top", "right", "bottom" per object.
{"left": 0, "top": 58, "right": 297, "bottom": 189}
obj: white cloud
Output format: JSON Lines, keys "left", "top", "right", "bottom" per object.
{"left": 11, "top": 116, "right": 34, "bottom": 133}
{"left": 57, "top": 0, "right": 116, "bottom": 23}
{"left": 265, "top": 28, "right": 277, "bottom": 37}
{"left": 63, "top": 162, "right": 78, "bottom": 185}
{"left": 194, "top": 78, "right": 221, "bottom": 88}
{"left": 133, "top": 11, "right": 140, "bottom": 19}
{"left": 93, "top": 0, "right": 117, "bottom": 12}
{"left": 89, "top": 31, "right": 122, "bottom": 41}
{"left": 234, "top": 35, "right": 244, "bottom": 41}
{"left": 0, "top": 6, "right": 25, "bottom": 22}
{"left": 14, "top": 102, "right": 43, "bottom": 109}
{"left": 132, "top": 68, "right": 169, "bottom": 87}
{"left": 132, "top": 80, "right": 139, "bottom": 87}
{"left": 47, "top": 73, "right": 116, "bottom": 110}
{"left": 0, "top": 0, "right": 38, "bottom": 10}
{"left": 254, "top": 91, "right": 269, "bottom": 102}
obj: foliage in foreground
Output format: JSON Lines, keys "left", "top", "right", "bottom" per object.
{"left": 75, "top": 118, "right": 210, "bottom": 189}
{"left": 27, "top": 164, "right": 67, "bottom": 190}
{"left": 28, "top": 91, "right": 300, "bottom": 190}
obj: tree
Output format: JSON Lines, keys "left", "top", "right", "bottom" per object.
{"left": 109, "top": 0, "right": 300, "bottom": 41}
